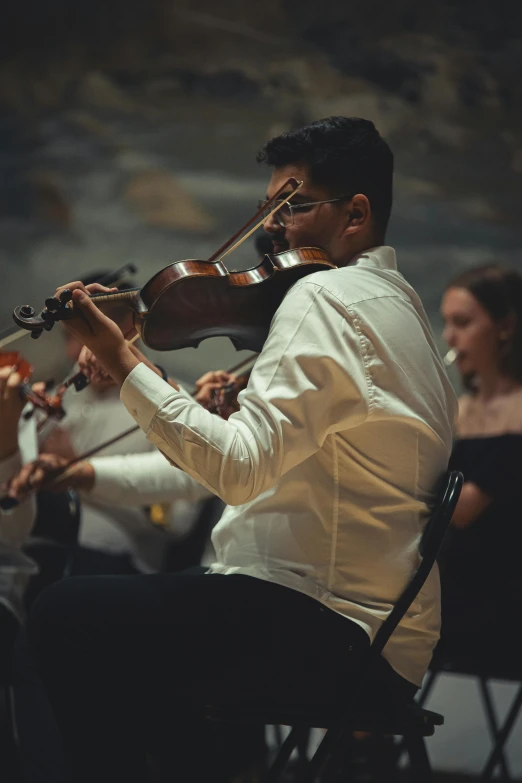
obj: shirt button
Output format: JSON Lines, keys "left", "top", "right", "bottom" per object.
{"left": 81, "top": 404, "right": 92, "bottom": 418}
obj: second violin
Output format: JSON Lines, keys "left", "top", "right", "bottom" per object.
{"left": 0, "top": 352, "right": 67, "bottom": 422}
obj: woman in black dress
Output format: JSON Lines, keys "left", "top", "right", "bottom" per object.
{"left": 440, "top": 263, "right": 522, "bottom": 669}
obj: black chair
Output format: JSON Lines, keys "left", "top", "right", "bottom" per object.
{"left": 22, "top": 489, "right": 81, "bottom": 612}
{"left": 415, "top": 642, "right": 522, "bottom": 780}
{"left": 206, "top": 470, "right": 463, "bottom": 782}
{"left": 0, "top": 490, "right": 81, "bottom": 778}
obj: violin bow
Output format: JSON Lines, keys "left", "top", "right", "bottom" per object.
{"left": 207, "top": 178, "right": 303, "bottom": 265}
{"left": 54, "top": 352, "right": 258, "bottom": 481}
{"left": 58, "top": 349, "right": 257, "bottom": 469}
{"left": 0, "top": 351, "right": 258, "bottom": 509}
{"left": 26, "top": 333, "right": 142, "bottom": 432}
{"left": 0, "top": 327, "right": 31, "bottom": 350}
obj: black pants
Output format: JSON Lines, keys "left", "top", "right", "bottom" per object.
{"left": 70, "top": 546, "right": 139, "bottom": 577}
{"left": 28, "top": 569, "right": 415, "bottom": 783}
{"left": 13, "top": 548, "right": 139, "bottom": 783}
{"left": 0, "top": 603, "right": 19, "bottom": 679}
{"left": 0, "top": 606, "right": 21, "bottom": 783}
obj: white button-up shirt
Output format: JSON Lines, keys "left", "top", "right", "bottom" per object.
{"left": 121, "top": 245, "right": 457, "bottom": 686}
{"left": 0, "top": 447, "right": 213, "bottom": 618}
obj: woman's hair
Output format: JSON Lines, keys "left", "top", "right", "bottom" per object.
{"left": 446, "top": 263, "right": 522, "bottom": 390}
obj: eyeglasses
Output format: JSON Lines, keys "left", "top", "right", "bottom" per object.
{"left": 256, "top": 197, "right": 350, "bottom": 227}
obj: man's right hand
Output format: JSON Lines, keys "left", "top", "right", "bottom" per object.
{"left": 194, "top": 370, "right": 237, "bottom": 407}
{"left": 78, "top": 344, "right": 180, "bottom": 390}
{"left": 0, "top": 366, "right": 23, "bottom": 461}
{"left": 7, "top": 454, "right": 95, "bottom": 500}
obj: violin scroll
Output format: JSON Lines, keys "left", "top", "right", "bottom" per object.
{"left": 14, "top": 289, "right": 74, "bottom": 339}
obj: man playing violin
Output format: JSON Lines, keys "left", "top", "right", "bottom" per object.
{"left": 24, "top": 117, "right": 457, "bottom": 782}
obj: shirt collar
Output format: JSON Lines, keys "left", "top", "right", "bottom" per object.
{"left": 347, "top": 245, "right": 397, "bottom": 272}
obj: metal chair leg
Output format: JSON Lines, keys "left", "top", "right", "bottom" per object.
{"left": 478, "top": 677, "right": 512, "bottom": 780}
{"left": 296, "top": 727, "right": 310, "bottom": 763}
{"left": 266, "top": 726, "right": 300, "bottom": 782}
{"left": 298, "top": 726, "right": 343, "bottom": 783}
{"left": 404, "top": 732, "right": 433, "bottom": 783}
{"left": 272, "top": 724, "right": 283, "bottom": 748}
{"left": 395, "top": 668, "right": 440, "bottom": 765}
{"left": 480, "top": 684, "right": 522, "bottom": 780}
{"left": 316, "top": 727, "right": 354, "bottom": 783}
{"left": 417, "top": 668, "right": 440, "bottom": 708}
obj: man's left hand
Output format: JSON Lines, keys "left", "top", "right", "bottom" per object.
{"left": 52, "top": 281, "right": 140, "bottom": 385}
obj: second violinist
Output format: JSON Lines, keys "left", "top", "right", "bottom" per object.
{"left": 25, "top": 117, "right": 457, "bottom": 783}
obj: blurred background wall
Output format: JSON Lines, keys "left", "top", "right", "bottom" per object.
{"left": 0, "top": 2, "right": 521, "bottom": 774}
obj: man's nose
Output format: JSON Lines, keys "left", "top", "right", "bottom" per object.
{"left": 263, "top": 212, "right": 284, "bottom": 233}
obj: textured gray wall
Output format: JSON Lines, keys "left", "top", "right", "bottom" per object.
{"left": 1, "top": 4, "right": 522, "bottom": 772}
{"left": 1, "top": 1, "right": 521, "bottom": 389}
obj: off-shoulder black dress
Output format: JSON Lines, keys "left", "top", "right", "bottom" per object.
{"left": 439, "top": 434, "right": 522, "bottom": 669}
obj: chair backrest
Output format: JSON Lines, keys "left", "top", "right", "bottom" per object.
{"left": 22, "top": 489, "right": 81, "bottom": 611}
{"left": 370, "top": 470, "right": 463, "bottom": 659}
{"left": 31, "top": 490, "right": 81, "bottom": 550}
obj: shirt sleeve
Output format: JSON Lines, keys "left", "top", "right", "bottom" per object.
{"left": 120, "top": 280, "right": 370, "bottom": 506}
{"left": 0, "top": 450, "right": 36, "bottom": 550}
{"left": 89, "top": 450, "right": 213, "bottom": 506}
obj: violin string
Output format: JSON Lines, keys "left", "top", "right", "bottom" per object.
{"left": 88, "top": 289, "right": 140, "bottom": 303}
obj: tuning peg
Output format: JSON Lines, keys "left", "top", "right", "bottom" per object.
{"left": 45, "top": 297, "right": 61, "bottom": 312}
{"left": 59, "top": 289, "right": 73, "bottom": 304}
{"left": 73, "top": 373, "right": 89, "bottom": 392}
{"left": 30, "top": 329, "right": 44, "bottom": 340}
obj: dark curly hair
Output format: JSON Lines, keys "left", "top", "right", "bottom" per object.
{"left": 256, "top": 116, "right": 393, "bottom": 237}
{"left": 445, "top": 263, "right": 522, "bottom": 390}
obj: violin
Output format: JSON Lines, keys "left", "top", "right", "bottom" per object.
{"left": 0, "top": 351, "right": 68, "bottom": 422}
{"left": 25, "top": 369, "right": 89, "bottom": 426}
{"left": 12, "top": 179, "right": 336, "bottom": 353}
{"left": 202, "top": 354, "right": 257, "bottom": 419}
{"left": 205, "top": 373, "right": 250, "bottom": 420}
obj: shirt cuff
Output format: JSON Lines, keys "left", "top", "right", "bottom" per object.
{"left": 88, "top": 457, "right": 125, "bottom": 502}
{"left": 120, "top": 362, "right": 189, "bottom": 433}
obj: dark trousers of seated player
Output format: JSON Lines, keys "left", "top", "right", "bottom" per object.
{"left": 27, "top": 568, "right": 416, "bottom": 783}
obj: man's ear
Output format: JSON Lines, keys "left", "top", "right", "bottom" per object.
{"left": 343, "top": 194, "right": 371, "bottom": 236}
